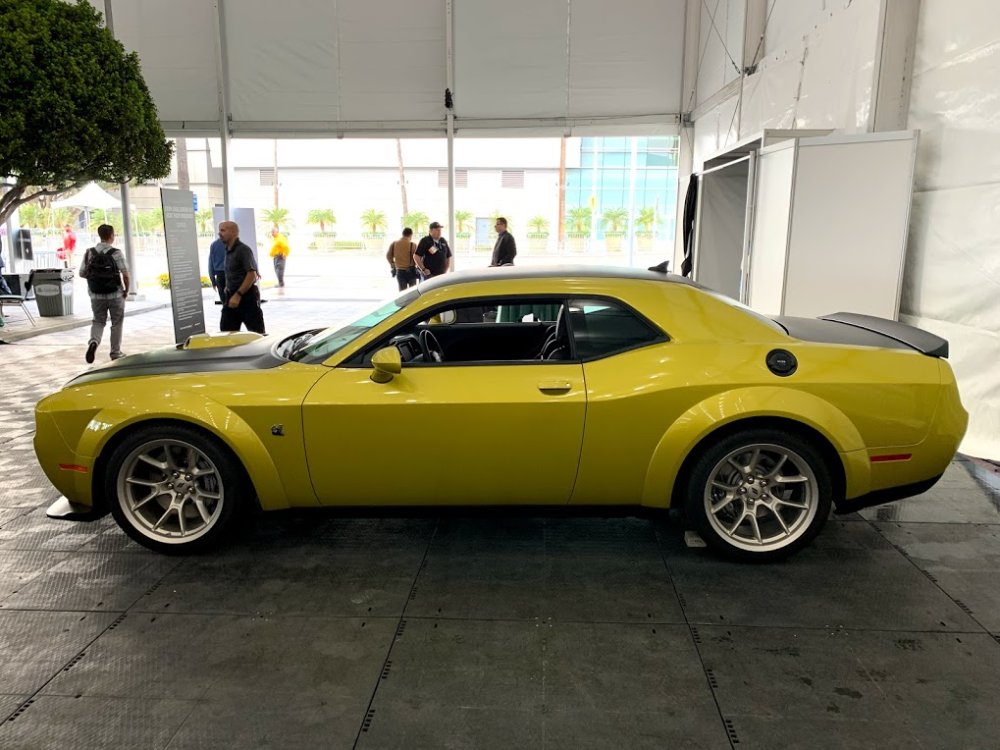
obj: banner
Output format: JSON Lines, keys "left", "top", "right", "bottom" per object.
{"left": 161, "top": 188, "right": 206, "bottom": 344}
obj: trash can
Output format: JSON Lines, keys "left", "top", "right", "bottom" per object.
{"left": 33, "top": 268, "right": 75, "bottom": 316}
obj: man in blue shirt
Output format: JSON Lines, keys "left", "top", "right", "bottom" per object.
{"left": 208, "top": 228, "right": 227, "bottom": 304}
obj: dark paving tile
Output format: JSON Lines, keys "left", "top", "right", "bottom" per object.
{"left": 132, "top": 518, "right": 431, "bottom": 617}
{"left": 0, "top": 510, "right": 108, "bottom": 551}
{"left": 165, "top": 696, "right": 362, "bottom": 750}
{"left": 876, "top": 522, "right": 1000, "bottom": 632}
{"left": 661, "top": 521, "right": 979, "bottom": 631}
{"left": 360, "top": 619, "right": 727, "bottom": 749}
{"left": 697, "top": 625, "right": 1000, "bottom": 750}
{"left": 410, "top": 549, "right": 681, "bottom": 623}
{"left": 44, "top": 613, "right": 395, "bottom": 702}
{"left": 0, "top": 549, "right": 71, "bottom": 600}
{"left": 860, "top": 460, "right": 1000, "bottom": 524}
{"left": 0, "top": 611, "right": 117, "bottom": 694}
{"left": 0, "top": 696, "right": 196, "bottom": 750}
{"left": 0, "top": 695, "right": 28, "bottom": 722}
{"left": 0, "top": 552, "right": 178, "bottom": 612}
{"left": 409, "top": 516, "right": 682, "bottom": 623}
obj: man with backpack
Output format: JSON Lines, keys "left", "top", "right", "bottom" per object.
{"left": 79, "top": 224, "right": 130, "bottom": 363}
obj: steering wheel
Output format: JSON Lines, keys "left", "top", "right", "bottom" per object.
{"left": 418, "top": 329, "right": 445, "bottom": 363}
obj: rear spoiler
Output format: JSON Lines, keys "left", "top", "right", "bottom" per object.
{"left": 819, "top": 313, "right": 949, "bottom": 358}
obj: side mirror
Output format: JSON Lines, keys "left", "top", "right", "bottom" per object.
{"left": 370, "top": 346, "right": 402, "bottom": 383}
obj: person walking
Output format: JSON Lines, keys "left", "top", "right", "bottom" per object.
{"left": 490, "top": 216, "right": 517, "bottom": 266}
{"left": 208, "top": 230, "right": 227, "bottom": 304}
{"left": 79, "top": 224, "right": 130, "bottom": 363}
{"left": 269, "top": 227, "right": 290, "bottom": 287}
{"left": 60, "top": 224, "right": 77, "bottom": 269}
{"left": 387, "top": 227, "right": 419, "bottom": 291}
{"left": 415, "top": 221, "right": 453, "bottom": 278}
{"left": 219, "top": 220, "right": 265, "bottom": 334}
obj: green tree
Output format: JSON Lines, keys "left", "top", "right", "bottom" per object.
{"left": 527, "top": 215, "right": 549, "bottom": 234}
{"left": 261, "top": 207, "right": 291, "bottom": 232}
{"left": 0, "top": 0, "right": 172, "bottom": 226}
{"left": 636, "top": 207, "right": 656, "bottom": 233}
{"left": 195, "top": 209, "right": 214, "bottom": 235}
{"left": 17, "top": 203, "right": 43, "bottom": 228}
{"left": 402, "top": 211, "right": 429, "bottom": 235}
{"left": 566, "top": 206, "right": 592, "bottom": 234}
{"left": 360, "top": 209, "right": 387, "bottom": 234}
{"left": 134, "top": 208, "right": 163, "bottom": 234}
{"left": 454, "top": 210, "right": 473, "bottom": 234}
{"left": 307, "top": 208, "right": 337, "bottom": 232}
{"left": 601, "top": 207, "right": 629, "bottom": 233}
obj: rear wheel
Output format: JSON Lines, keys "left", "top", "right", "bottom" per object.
{"left": 684, "top": 429, "right": 832, "bottom": 561}
{"left": 106, "top": 424, "right": 250, "bottom": 554}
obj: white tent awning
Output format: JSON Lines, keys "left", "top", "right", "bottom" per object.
{"left": 52, "top": 183, "right": 121, "bottom": 210}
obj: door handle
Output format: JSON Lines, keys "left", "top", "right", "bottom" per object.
{"left": 537, "top": 380, "right": 572, "bottom": 394}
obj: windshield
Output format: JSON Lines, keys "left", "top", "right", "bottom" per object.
{"left": 294, "top": 290, "right": 418, "bottom": 363}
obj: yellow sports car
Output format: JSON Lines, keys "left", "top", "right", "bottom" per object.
{"left": 35, "top": 267, "right": 967, "bottom": 560}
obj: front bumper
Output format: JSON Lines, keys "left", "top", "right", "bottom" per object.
{"left": 833, "top": 474, "right": 943, "bottom": 514}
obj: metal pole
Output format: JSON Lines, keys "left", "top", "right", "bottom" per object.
{"left": 445, "top": 0, "right": 455, "bottom": 268}
{"left": 590, "top": 138, "right": 599, "bottom": 252}
{"left": 213, "top": 0, "right": 233, "bottom": 219}
{"left": 104, "top": 0, "right": 137, "bottom": 294}
{"left": 626, "top": 136, "right": 638, "bottom": 267}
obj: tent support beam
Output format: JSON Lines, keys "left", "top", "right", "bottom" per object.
{"left": 212, "top": 0, "right": 233, "bottom": 219}
{"left": 104, "top": 0, "right": 137, "bottom": 295}
{"left": 446, "top": 0, "right": 455, "bottom": 265}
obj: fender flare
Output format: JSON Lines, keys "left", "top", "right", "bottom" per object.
{"left": 80, "top": 397, "right": 290, "bottom": 511}
{"left": 640, "top": 386, "right": 871, "bottom": 508}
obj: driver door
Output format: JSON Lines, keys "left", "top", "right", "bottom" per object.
{"left": 302, "top": 357, "right": 586, "bottom": 507}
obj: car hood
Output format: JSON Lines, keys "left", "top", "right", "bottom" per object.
{"left": 65, "top": 332, "right": 286, "bottom": 387}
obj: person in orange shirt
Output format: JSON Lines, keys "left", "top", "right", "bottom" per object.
{"left": 268, "top": 227, "right": 290, "bottom": 287}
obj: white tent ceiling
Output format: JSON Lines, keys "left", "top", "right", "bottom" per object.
{"left": 89, "top": 0, "right": 686, "bottom": 138}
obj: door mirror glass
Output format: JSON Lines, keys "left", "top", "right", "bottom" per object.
{"left": 370, "top": 346, "right": 402, "bottom": 383}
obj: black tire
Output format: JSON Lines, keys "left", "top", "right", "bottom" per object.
{"left": 684, "top": 428, "right": 832, "bottom": 562}
{"left": 105, "top": 424, "right": 251, "bottom": 554}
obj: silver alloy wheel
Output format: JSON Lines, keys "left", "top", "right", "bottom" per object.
{"left": 703, "top": 442, "right": 819, "bottom": 553}
{"left": 116, "top": 438, "right": 225, "bottom": 545}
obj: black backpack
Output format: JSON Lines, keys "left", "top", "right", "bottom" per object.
{"left": 85, "top": 248, "right": 120, "bottom": 294}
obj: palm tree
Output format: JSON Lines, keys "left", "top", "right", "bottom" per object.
{"left": 307, "top": 208, "right": 337, "bottom": 233}
{"left": 196, "top": 209, "right": 214, "bottom": 235}
{"left": 360, "top": 209, "right": 388, "bottom": 234}
{"left": 454, "top": 210, "right": 473, "bottom": 234}
{"left": 18, "top": 203, "right": 43, "bottom": 228}
{"left": 636, "top": 207, "right": 656, "bottom": 233}
{"left": 567, "top": 206, "right": 592, "bottom": 234}
{"left": 601, "top": 207, "right": 629, "bottom": 234}
{"left": 402, "top": 211, "right": 429, "bottom": 235}
{"left": 261, "top": 207, "right": 291, "bottom": 232}
{"left": 527, "top": 215, "right": 549, "bottom": 235}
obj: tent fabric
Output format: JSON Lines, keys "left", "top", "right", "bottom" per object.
{"left": 52, "top": 183, "right": 121, "bottom": 210}
{"left": 89, "top": 0, "right": 686, "bottom": 137}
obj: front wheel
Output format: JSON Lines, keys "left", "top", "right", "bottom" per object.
{"left": 684, "top": 429, "right": 832, "bottom": 561}
{"left": 106, "top": 424, "right": 250, "bottom": 554}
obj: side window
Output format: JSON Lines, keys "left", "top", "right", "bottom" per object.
{"left": 369, "top": 297, "right": 566, "bottom": 365}
{"left": 567, "top": 298, "right": 664, "bottom": 359}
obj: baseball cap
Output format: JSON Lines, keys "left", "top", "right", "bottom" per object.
{"left": 429, "top": 221, "right": 443, "bottom": 229}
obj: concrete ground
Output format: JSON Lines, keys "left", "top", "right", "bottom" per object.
{"left": 1, "top": 269, "right": 999, "bottom": 749}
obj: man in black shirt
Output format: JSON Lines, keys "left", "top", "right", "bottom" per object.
{"left": 218, "top": 221, "right": 266, "bottom": 334}
{"left": 490, "top": 216, "right": 516, "bottom": 266}
{"left": 415, "top": 221, "right": 453, "bottom": 278}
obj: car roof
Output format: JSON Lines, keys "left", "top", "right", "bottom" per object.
{"left": 416, "top": 265, "right": 699, "bottom": 293}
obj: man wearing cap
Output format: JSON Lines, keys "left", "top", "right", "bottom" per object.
{"left": 415, "top": 222, "right": 453, "bottom": 278}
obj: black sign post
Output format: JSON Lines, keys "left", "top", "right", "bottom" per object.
{"left": 160, "top": 188, "right": 206, "bottom": 344}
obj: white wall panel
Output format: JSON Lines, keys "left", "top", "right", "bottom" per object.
{"left": 737, "top": 52, "right": 802, "bottom": 134}
{"left": 338, "top": 0, "right": 445, "bottom": 121}
{"left": 904, "top": 0, "right": 1000, "bottom": 457}
{"left": 567, "top": 0, "right": 685, "bottom": 116}
{"left": 696, "top": 0, "right": 744, "bottom": 104}
{"left": 762, "top": 0, "right": 833, "bottom": 59}
{"left": 453, "top": 0, "right": 569, "bottom": 119}
{"left": 226, "top": 0, "right": 340, "bottom": 122}
{"left": 104, "top": 0, "right": 219, "bottom": 122}
{"left": 793, "top": 0, "right": 878, "bottom": 132}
